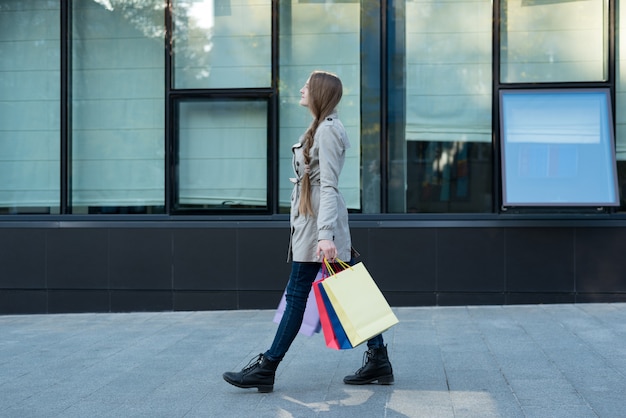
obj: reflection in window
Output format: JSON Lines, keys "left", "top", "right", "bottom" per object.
{"left": 0, "top": 1, "right": 60, "bottom": 214}
{"left": 500, "top": 89, "right": 619, "bottom": 207}
{"left": 71, "top": 1, "right": 165, "bottom": 214}
{"left": 278, "top": 0, "right": 361, "bottom": 213}
{"left": 172, "top": 0, "right": 271, "bottom": 89}
{"left": 500, "top": 0, "right": 608, "bottom": 83}
{"left": 176, "top": 100, "right": 268, "bottom": 210}
{"left": 391, "top": 0, "right": 493, "bottom": 213}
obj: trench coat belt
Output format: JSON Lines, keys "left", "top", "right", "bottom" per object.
{"left": 290, "top": 177, "right": 321, "bottom": 186}
{"left": 290, "top": 177, "right": 320, "bottom": 202}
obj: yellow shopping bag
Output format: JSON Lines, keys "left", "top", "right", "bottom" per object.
{"left": 321, "top": 259, "right": 399, "bottom": 347}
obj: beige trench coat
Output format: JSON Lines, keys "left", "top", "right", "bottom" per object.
{"left": 288, "top": 112, "right": 352, "bottom": 262}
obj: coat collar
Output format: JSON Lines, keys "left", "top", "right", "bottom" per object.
{"left": 292, "top": 111, "right": 340, "bottom": 150}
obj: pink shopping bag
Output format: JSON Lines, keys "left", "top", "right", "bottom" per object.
{"left": 272, "top": 267, "right": 323, "bottom": 336}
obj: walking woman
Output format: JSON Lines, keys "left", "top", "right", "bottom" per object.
{"left": 222, "top": 70, "right": 394, "bottom": 393}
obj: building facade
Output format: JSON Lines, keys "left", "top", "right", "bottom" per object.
{"left": 1, "top": 0, "right": 626, "bottom": 314}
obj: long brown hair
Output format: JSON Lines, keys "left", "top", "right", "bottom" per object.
{"left": 299, "top": 70, "right": 343, "bottom": 216}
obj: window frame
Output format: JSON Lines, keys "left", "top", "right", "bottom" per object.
{"left": 169, "top": 93, "right": 274, "bottom": 215}
{"left": 493, "top": 0, "right": 618, "bottom": 214}
{"left": 499, "top": 87, "right": 620, "bottom": 209}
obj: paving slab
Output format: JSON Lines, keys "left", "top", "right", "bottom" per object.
{"left": 0, "top": 304, "right": 625, "bottom": 417}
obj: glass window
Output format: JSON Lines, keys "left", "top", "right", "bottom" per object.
{"left": 172, "top": 0, "right": 271, "bottom": 89}
{"left": 389, "top": 0, "right": 493, "bottom": 213}
{"left": 500, "top": 0, "right": 609, "bottom": 83}
{"left": 174, "top": 100, "right": 268, "bottom": 210}
{"left": 71, "top": 1, "right": 165, "bottom": 214}
{"left": 615, "top": 0, "right": 626, "bottom": 210}
{"left": 0, "top": 0, "right": 60, "bottom": 214}
{"left": 278, "top": 0, "right": 361, "bottom": 213}
{"left": 500, "top": 89, "right": 619, "bottom": 207}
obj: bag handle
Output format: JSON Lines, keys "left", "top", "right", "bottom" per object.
{"left": 321, "top": 259, "right": 330, "bottom": 278}
{"left": 323, "top": 257, "right": 352, "bottom": 276}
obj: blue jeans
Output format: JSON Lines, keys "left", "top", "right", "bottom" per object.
{"left": 264, "top": 261, "right": 385, "bottom": 362}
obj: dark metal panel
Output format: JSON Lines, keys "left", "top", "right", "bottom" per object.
{"left": 576, "top": 293, "right": 626, "bottom": 303}
{"left": 365, "top": 228, "right": 437, "bottom": 291}
{"left": 237, "top": 227, "right": 292, "bottom": 290}
{"left": 172, "top": 228, "right": 237, "bottom": 290}
{"left": 385, "top": 291, "right": 436, "bottom": 307}
{"left": 506, "top": 292, "right": 576, "bottom": 305}
{"left": 437, "top": 228, "right": 505, "bottom": 292}
{"left": 48, "top": 290, "right": 110, "bottom": 313}
{"left": 0, "top": 229, "right": 46, "bottom": 288}
{"left": 173, "top": 291, "right": 238, "bottom": 311}
{"left": 1, "top": 223, "right": 626, "bottom": 313}
{"left": 6, "top": 214, "right": 626, "bottom": 228}
{"left": 47, "top": 228, "right": 109, "bottom": 289}
{"left": 576, "top": 227, "right": 626, "bottom": 293}
{"left": 0, "top": 290, "right": 47, "bottom": 314}
{"left": 237, "top": 290, "right": 283, "bottom": 310}
{"left": 437, "top": 292, "right": 505, "bottom": 306}
{"left": 109, "top": 229, "right": 172, "bottom": 290}
{"left": 505, "top": 227, "right": 576, "bottom": 292}
{"left": 110, "top": 290, "right": 172, "bottom": 312}
{"left": 350, "top": 227, "right": 369, "bottom": 258}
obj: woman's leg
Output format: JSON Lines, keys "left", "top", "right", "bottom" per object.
{"left": 344, "top": 334, "right": 394, "bottom": 385}
{"left": 345, "top": 259, "right": 392, "bottom": 385}
{"left": 264, "top": 261, "right": 320, "bottom": 361}
{"left": 223, "top": 261, "right": 320, "bottom": 392}
{"left": 367, "top": 334, "right": 385, "bottom": 349}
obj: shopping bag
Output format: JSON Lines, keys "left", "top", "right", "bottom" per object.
{"left": 272, "top": 267, "right": 323, "bottom": 337}
{"left": 322, "top": 260, "right": 399, "bottom": 347}
{"left": 313, "top": 279, "right": 353, "bottom": 350}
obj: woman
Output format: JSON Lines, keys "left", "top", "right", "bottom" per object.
{"left": 222, "top": 70, "right": 393, "bottom": 393}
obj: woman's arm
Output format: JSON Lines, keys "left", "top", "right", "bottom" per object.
{"left": 315, "top": 124, "right": 346, "bottom": 261}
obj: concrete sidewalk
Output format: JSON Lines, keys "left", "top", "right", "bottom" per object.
{"left": 1, "top": 303, "right": 625, "bottom": 417}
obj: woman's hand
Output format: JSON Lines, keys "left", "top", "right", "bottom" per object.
{"left": 317, "top": 239, "right": 337, "bottom": 261}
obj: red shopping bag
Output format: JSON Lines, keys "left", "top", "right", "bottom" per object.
{"left": 313, "top": 260, "right": 353, "bottom": 350}
{"left": 320, "top": 258, "right": 398, "bottom": 347}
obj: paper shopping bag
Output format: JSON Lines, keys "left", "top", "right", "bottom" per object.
{"left": 313, "top": 279, "right": 353, "bottom": 350}
{"left": 273, "top": 268, "right": 323, "bottom": 337}
{"left": 322, "top": 262, "right": 399, "bottom": 347}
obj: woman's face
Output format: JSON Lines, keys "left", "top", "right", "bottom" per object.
{"left": 299, "top": 78, "right": 310, "bottom": 108}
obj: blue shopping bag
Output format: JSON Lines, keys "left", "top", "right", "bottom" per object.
{"left": 317, "top": 281, "right": 353, "bottom": 350}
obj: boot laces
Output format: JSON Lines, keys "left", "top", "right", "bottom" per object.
{"left": 242, "top": 354, "right": 264, "bottom": 372}
{"left": 354, "top": 349, "right": 374, "bottom": 374}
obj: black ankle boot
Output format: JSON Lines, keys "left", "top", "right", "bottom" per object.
{"left": 343, "top": 345, "right": 394, "bottom": 385}
{"left": 223, "top": 354, "right": 280, "bottom": 393}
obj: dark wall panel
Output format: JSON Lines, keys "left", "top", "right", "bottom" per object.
{"left": 238, "top": 227, "right": 292, "bottom": 291}
{"left": 385, "top": 291, "right": 436, "bottom": 307}
{"left": 173, "top": 290, "right": 238, "bottom": 311}
{"left": 47, "top": 228, "right": 109, "bottom": 289}
{"left": 48, "top": 290, "right": 110, "bottom": 313}
{"left": 172, "top": 228, "right": 237, "bottom": 290}
{"left": 576, "top": 228, "right": 626, "bottom": 293}
{"left": 506, "top": 228, "right": 575, "bottom": 293}
{"left": 0, "top": 229, "right": 46, "bottom": 288}
{"left": 577, "top": 293, "right": 626, "bottom": 303}
{"left": 1, "top": 222, "right": 626, "bottom": 314}
{"left": 506, "top": 292, "right": 576, "bottom": 305}
{"left": 109, "top": 229, "right": 172, "bottom": 290}
{"left": 438, "top": 292, "right": 505, "bottom": 306}
{"left": 366, "top": 228, "right": 437, "bottom": 291}
{"left": 110, "top": 290, "right": 172, "bottom": 312}
{"left": 438, "top": 228, "right": 505, "bottom": 292}
{"left": 238, "top": 290, "right": 283, "bottom": 309}
{"left": 0, "top": 290, "right": 47, "bottom": 314}
{"left": 350, "top": 227, "right": 369, "bottom": 260}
